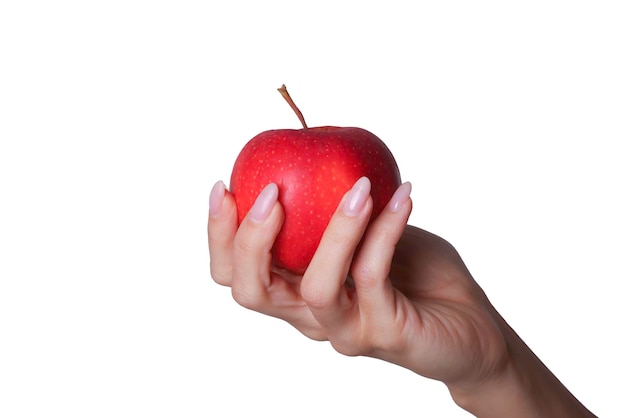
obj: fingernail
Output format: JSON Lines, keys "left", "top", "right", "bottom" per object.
{"left": 387, "top": 182, "right": 412, "bottom": 212}
{"left": 249, "top": 183, "right": 279, "bottom": 223}
{"left": 343, "top": 177, "right": 371, "bottom": 217}
{"left": 209, "top": 180, "right": 225, "bottom": 217}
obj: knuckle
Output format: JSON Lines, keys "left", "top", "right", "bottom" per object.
{"left": 301, "top": 280, "right": 331, "bottom": 311}
{"left": 351, "top": 264, "right": 380, "bottom": 290}
{"left": 233, "top": 235, "right": 257, "bottom": 259}
{"left": 329, "top": 335, "right": 366, "bottom": 357}
{"left": 325, "top": 222, "right": 362, "bottom": 250}
{"left": 231, "top": 284, "right": 261, "bottom": 310}
{"left": 210, "top": 263, "right": 232, "bottom": 286}
{"left": 327, "top": 228, "right": 354, "bottom": 247}
{"left": 300, "top": 327, "right": 328, "bottom": 342}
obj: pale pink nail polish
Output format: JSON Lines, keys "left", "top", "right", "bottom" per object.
{"left": 387, "top": 182, "right": 412, "bottom": 212}
{"left": 209, "top": 180, "right": 225, "bottom": 217}
{"left": 343, "top": 177, "right": 371, "bottom": 217}
{"left": 249, "top": 183, "right": 279, "bottom": 223}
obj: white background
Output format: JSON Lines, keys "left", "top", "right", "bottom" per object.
{"left": 1, "top": 1, "right": 624, "bottom": 417}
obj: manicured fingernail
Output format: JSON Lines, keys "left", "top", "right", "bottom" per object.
{"left": 249, "top": 183, "right": 279, "bottom": 223}
{"left": 209, "top": 180, "right": 225, "bottom": 217}
{"left": 343, "top": 177, "right": 371, "bottom": 217}
{"left": 387, "top": 182, "right": 412, "bottom": 212}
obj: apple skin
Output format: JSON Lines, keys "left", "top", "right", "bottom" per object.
{"left": 230, "top": 126, "right": 401, "bottom": 274}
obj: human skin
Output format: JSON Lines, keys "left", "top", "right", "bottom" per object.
{"left": 208, "top": 177, "right": 596, "bottom": 417}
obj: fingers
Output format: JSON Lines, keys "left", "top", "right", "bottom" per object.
{"left": 208, "top": 180, "right": 284, "bottom": 292}
{"left": 209, "top": 181, "right": 324, "bottom": 336}
{"left": 301, "top": 179, "right": 413, "bottom": 354}
{"left": 230, "top": 183, "right": 284, "bottom": 309}
{"left": 209, "top": 176, "right": 414, "bottom": 355}
{"left": 208, "top": 180, "right": 238, "bottom": 286}
{"left": 351, "top": 182, "right": 413, "bottom": 330}
{"left": 301, "top": 177, "right": 373, "bottom": 331}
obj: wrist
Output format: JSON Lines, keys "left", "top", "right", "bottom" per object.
{"left": 447, "top": 313, "right": 596, "bottom": 418}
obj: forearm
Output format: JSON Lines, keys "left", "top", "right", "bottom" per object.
{"left": 447, "top": 312, "right": 596, "bottom": 418}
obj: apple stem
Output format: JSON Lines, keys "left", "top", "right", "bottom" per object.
{"left": 278, "top": 84, "right": 308, "bottom": 129}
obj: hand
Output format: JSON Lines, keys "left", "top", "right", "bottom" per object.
{"left": 208, "top": 177, "right": 506, "bottom": 387}
{"left": 208, "top": 177, "right": 596, "bottom": 417}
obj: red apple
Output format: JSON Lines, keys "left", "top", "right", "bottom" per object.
{"left": 230, "top": 85, "right": 401, "bottom": 274}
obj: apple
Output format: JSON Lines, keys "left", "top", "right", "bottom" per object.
{"left": 230, "top": 85, "right": 401, "bottom": 274}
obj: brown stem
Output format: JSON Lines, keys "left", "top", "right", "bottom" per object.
{"left": 277, "top": 84, "right": 308, "bottom": 129}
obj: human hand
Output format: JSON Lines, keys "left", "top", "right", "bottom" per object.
{"left": 208, "top": 177, "right": 596, "bottom": 417}
{"left": 208, "top": 177, "right": 507, "bottom": 388}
